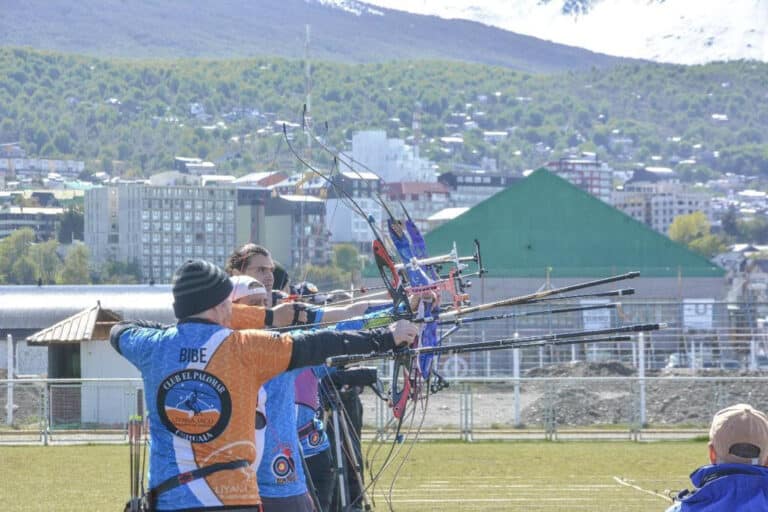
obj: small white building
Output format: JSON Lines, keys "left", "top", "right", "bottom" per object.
{"left": 14, "top": 286, "right": 177, "bottom": 427}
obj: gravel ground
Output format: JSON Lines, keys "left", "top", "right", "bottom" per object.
{"left": 0, "top": 369, "right": 44, "bottom": 426}
{"left": 359, "top": 362, "right": 768, "bottom": 430}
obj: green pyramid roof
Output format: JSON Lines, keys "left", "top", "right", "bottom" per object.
{"left": 420, "top": 169, "right": 724, "bottom": 278}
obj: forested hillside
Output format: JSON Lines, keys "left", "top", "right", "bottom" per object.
{"left": 1, "top": 48, "right": 767, "bottom": 179}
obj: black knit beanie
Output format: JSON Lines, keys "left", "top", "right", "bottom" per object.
{"left": 172, "top": 259, "right": 233, "bottom": 319}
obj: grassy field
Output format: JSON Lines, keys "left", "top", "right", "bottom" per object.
{"left": 0, "top": 441, "right": 707, "bottom": 511}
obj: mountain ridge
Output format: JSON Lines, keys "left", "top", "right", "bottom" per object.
{"left": 0, "top": 0, "right": 631, "bottom": 73}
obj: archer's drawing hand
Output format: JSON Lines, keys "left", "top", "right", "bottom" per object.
{"left": 389, "top": 320, "right": 419, "bottom": 347}
{"left": 271, "top": 302, "right": 297, "bottom": 327}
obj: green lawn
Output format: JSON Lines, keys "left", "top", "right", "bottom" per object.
{"left": 0, "top": 441, "right": 706, "bottom": 511}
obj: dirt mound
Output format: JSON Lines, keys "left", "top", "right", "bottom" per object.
{"left": 522, "top": 385, "right": 634, "bottom": 426}
{"left": 525, "top": 361, "right": 636, "bottom": 378}
{"left": 519, "top": 362, "right": 768, "bottom": 427}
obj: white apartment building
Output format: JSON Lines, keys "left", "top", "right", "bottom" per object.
{"left": 544, "top": 156, "right": 614, "bottom": 203}
{"left": 86, "top": 179, "right": 332, "bottom": 279}
{"left": 86, "top": 184, "right": 237, "bottom": 282}
{"left": 84, "top": 187, "right": 119, "bottom": 264}
{"left": 323, "top": 171, "right": 384, "bottom": 253}
{"left": 348, "top": 130, "right": 435, "bottom": 183}
{"left": 612, "top": 168, "right": 710, "bottom": 235}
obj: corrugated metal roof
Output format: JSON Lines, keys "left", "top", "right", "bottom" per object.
{"left": 0, "top": 284, "right": 176, "bottom": 331}
{"left": 26, "top": 302, "right": 123, "bottom": 345}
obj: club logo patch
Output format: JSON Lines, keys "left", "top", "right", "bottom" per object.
{"left": 157, "top": 370, "right": 232, "bottom": 443}
{"left": 308, "top": 430, "right": 322, "bottom": 447}
{"left": 271, "top": 449, "right": 296, "bottom": 480}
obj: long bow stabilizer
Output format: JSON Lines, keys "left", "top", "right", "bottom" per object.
{"left": 326, "top": 322, "right": 666, "bottom": 367}
{"left": 440, "top": 271, "right": 639, "bottom": 320}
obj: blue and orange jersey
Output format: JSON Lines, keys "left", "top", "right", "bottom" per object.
{"left": 249, "top": 307, "right": 326, "bottom": 499}
{"left": 255, "top": 370, "right": 308, "bottom": 498}
{"left": 114, "top": 319, "right": 292, "bottom": 510}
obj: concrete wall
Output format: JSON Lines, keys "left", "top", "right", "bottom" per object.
{"left": 80, "top": 340, "right": 141, "bottom": 426}
{"left": 264, "top": 214, "right": 292, "bottom": 268}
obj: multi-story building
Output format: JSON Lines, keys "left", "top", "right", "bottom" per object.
{"left": 438, "top": 170, "right": 519, "bottom": 209}
{"left": 86, "top": 183, "right": 238, "bottom": 282}
{"left": 234, "top": 187, "right": 332, "bottom": 268}
{"left": 233, "top": 171, "right": 288, "bottom": 188}
{"left": 384, "top": 182, "right": 451, "bottom": 233}
{"left": 84, "top": 187, "right": 120, "bottom": 264}
{"left": 0, "top": 158, "right": 85, "bottom": 180}
{"left": 173, "top": 156, "right": 216, "bottom": 175}
{"left": 0, "top": 205, "right": 63, "bottom": 241}
{"left": 85, "top": 180, "right": 331, "bottom": 281}
{"left": 265, "top": 195, "right": 331, "bottom": 268}
{"left": 348, "top": 130, "right": 435, "bottom": 183}
{"left": 324, "top": 171, "right": 383, "bottom": 253}
{"left": 612, "top": 167, "right": 711, "bottom": 235}
{"left": 544, "top": 156, "right": 614, "bottom": 203}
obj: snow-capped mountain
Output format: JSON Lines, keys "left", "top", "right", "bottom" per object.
{"left": 332, "top": 0, "right": 768, "bottom": 64}
{"left": 313, "top": 0, "right": 385, "bottom": 16}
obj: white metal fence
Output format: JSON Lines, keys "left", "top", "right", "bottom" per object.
{"left": 3, "top": 375, "right": 768, "bottom": 445}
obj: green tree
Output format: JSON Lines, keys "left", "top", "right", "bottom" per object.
{"left": 721, "top": 206, "right": 740, "bottom": 238}
{"left": 301, "top": 264, "right": 350, "bottom": 291}
{"left": 10, "top": 255, "right": 38, "bottom": 284}
{"left": 668, "top": 212, "right": 710, "bottom": 245}
{"left": 58, "top": 207, "right": 85, "bottom": 243}
{"left": 333, "top": 244, "right": 360, "bottom": 274}
{"left": 738, "top": 217, "right": 768, "bottom": 244}
{"left": 688, "top": 234, "right": 727, "bottom": 258}
{"left": 53, "top": 132, "right": 72, "bottom": 154}
{"left": 0, "top": 228, "right": 36, "bottom": 282}
{"left": 99, "top": 259, "right": 142, "bottom": 284}
{"left": 57, "top": 244, "right": 91, "bottom": 284}
{"left": 29, "top": 239, "right": 62, "bottom": 284}
{"left": 669, "top": 212, "right": 726, "bottom": 257}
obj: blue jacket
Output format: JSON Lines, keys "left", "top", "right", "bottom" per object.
{"left": 666, "top": 463, "right": 768, "bottom": 511}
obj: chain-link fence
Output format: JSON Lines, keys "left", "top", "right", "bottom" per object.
{"left": 0, "top": 378, "right": 143, "bottom": 444}
{"left": 4, "top": 376, "right": 768, "bottom": 445}
{"left": 359, "top": 376, "right": 768, "bottom": 441}
{"left": 431, "top": 300, "right": 768, "bottom": 376}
